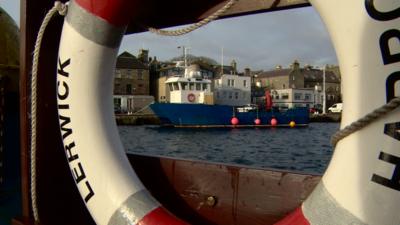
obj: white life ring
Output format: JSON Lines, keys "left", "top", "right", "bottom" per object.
{"left": 187, "top": 93, "right": 196, "bottom": 102}
{"left": 56, "top": 0, "right": 400, "bottom": 225}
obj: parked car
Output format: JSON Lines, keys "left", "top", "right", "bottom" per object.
{"left": 309, "top": 104, "right": 323, "bottom": 114}
{"left": 328, "top": 103, "right": 343, "bottom": 113}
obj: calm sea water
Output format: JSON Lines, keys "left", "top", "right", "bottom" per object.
{"left": 118, "top": 123, "right": 340, "bottom": 174}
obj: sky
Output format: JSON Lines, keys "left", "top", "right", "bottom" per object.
{"left": 1, "top": 0, "right": 338, "bottom": 72}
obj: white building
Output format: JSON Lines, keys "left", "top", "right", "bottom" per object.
{"left": 214, "top": 74, "right": 251, "bottom": 106}
{"left": 270, "top": 88, "right": 323, "bottom": 109}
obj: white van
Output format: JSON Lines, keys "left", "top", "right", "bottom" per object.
{"left": 328, "top": 103, "right": 343, "bottom": 113}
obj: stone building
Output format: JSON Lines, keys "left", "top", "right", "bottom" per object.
{"left": 253, "top": 60, "right": 341, "bottom": 108}
{"left": 114, "top": 51, "right": 149, "bottom": 95}
{"left": 113, "top": 51, "right": 153, "bottom": 113}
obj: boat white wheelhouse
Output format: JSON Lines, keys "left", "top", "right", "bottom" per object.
{"left": 166, "top": 64, "right": 213, "bottom": 104}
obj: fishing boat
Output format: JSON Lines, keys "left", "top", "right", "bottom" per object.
{"left": 150, "top": 64, "right": 309, "bottom": 127}
{"left": 3, "top": 0, "right": 400, "bottom": 225}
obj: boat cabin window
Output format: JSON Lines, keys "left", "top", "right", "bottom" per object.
{"left": 196, "top": 83, "right": 201, "bottom": 91}
{"left": 181, "top": 82, "right": 188, "bottom": 90}
{"left": 202, "top": 83, "right": 207, "bottom": 91}
{"left": 189, "top": 82, "right": 194, "bottom": 90}
{"left": 173, "top": 82, "right": 179, "bottom": 91}
{"left": 168, "top": 83, "right": 173, "bottom": 91}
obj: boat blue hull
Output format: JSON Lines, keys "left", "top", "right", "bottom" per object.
{"left": 150, "top": 103, "right": 309, "bottom": 127}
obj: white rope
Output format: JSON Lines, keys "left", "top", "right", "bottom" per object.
{"left": 31, "top": 1, "right": 67, "bottom": 222}
{"left": 148, "top": 0, "right": 237, "bottom": 36}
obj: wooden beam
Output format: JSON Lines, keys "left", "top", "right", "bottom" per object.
{"left": 201, "top": 0, "right": 310, "bottom": 19}
{"left": 126, "top": 0, "right": 310, "bottom": 34}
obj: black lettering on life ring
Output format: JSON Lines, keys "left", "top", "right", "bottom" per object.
{"left": 386, "top": 71, "right": 400, "bottom": 102}
{"left": 57, "top": 57, "right": 95, "bottom": 203}
{"left": 380, "top": 29, "right": 400, "bottom": 65}
{"left": 58, "top": 58, "right": 70, "bottom": 77}
{"left": 384, "top": 122, "right": 400, "bottom": 141}
{"left": 57, "top": 81, "right": 69, "bottom": 100}
{"left": 371, "top": 151, "right": 400, "bottom": 191}
{"left": 365, "top": 0, "right": 400, "bottom": 21}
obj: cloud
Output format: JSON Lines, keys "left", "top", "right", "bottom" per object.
{"left": 121, "top": 6, "right": 338, "bottom": 72}
{"left": 0, "top": 0, "right": 20, "bottom": 26}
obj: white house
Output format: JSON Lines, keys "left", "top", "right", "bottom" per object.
{"left": 270, "top": 88, "right": 323, "bottom": 109}
{"left": 214, "top": 74, "right": 251, "bottom": 106}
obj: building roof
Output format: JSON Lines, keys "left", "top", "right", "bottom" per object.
{"left": 213, "top": 65, "right": 236, "bottom": 78}
{"left": 256, "top": 68, "right": 292, "bottom": 78}
{"left": 116, "top": 51, "right": 148, "bottom": 70}
{"left": 255, "top": 67, "right": 340, "bottom": 83}
{"left": 302, "top": 68, "right": 340, "bottom": 83}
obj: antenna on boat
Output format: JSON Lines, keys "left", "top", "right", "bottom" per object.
{"left": 178, "top": 45, "right": 190, "bottom": 68}
{"left": 185, "top": 47, "right": 190, "bottom": 68}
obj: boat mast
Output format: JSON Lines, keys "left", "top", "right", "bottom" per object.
{"left": 322, "top": 65, "right": 326, "bottom": 114}
{"left": 221, "top": 47, "right": 224, "bottom": 75}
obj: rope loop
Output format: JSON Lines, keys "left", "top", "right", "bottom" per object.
{"left": 30, "top": 1, "right": 68, "bottom": 223}
{"left": 55, "top": 1, "right": 68, "bottom": 16}
{"left": 331, "top": 97, "right": 400, "bottom": 147}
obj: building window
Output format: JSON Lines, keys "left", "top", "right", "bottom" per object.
{"left": 282, "top": 93, "right": 289, "bottom": 99}
{"left": 181, "top": 82, "right": 187, "bottom": 90}
{"left": 126, "top": 84, "right": 132, "bottom": 94}
{"left": 127, "top": 70, "right": 132, "bottom": 79}
{"left": 115, "top": 70, "right": 122, "bottom": 78}
{"left": 173, "top": 82, "right": 179, "bottom": 91}
{"left": 228, "top": 79, "right": 235, "bottom": 87}
{"left": 305, "top": 94, "right": 311, "bottom": 100}
{"left": 294, "top": 93, "right": 302, "bottom": 100}
{"left": 283, "top": 84, "right": 286, "bottom": 89}
{"left": 114, "top": 98, "right": 121, "bottom": 106}
{"left": 235, "top": 92, "right": 239, "bottom": 99}
{"left": 137, "top": 70, "right": 143, "bottom": 80}
{"left": 196, "top": 83, "right": 201, "bottom": 91}
{"left": 243, "top": 80, "right": 247, "bottom": 87}
{"left": 229, "top": 92, "right": 232, "bottom": 99}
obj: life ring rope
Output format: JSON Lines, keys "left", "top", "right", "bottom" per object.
{"left": 30, "top": 2, "right": 68, "bottom": 222}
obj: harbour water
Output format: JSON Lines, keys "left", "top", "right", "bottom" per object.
{"left": 119, "top": 122, "right": 339, "bottom": 174}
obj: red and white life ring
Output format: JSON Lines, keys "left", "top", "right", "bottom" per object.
{"left": 56, "top": 0, "right": 400, "bottom": 225}
{"left": 187, "top": 93, "right": 196, "bottom": 102}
